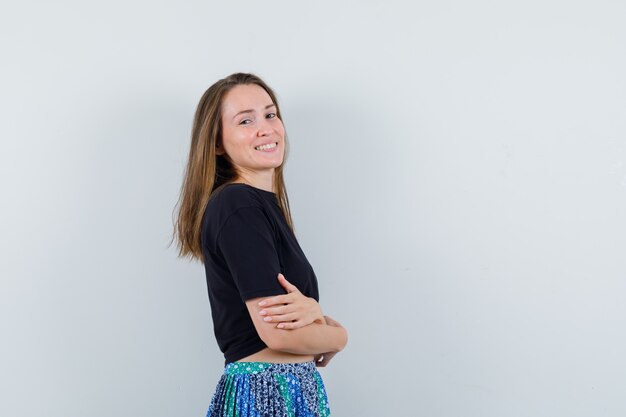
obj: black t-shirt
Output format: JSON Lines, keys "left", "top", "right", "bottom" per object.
{"left": 200, "top": 183, "right": 320, "bottom": 365}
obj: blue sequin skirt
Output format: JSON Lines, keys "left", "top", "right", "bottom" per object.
{"left": 205, "top": 360, "right": 331, "bottom": 417}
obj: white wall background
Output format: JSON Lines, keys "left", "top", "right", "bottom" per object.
{"left": 1, "top": 1, "right": 625, "bottom": 416}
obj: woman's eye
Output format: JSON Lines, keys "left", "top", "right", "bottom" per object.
{"left": 240, "top": 113, "right": 276, "bottom": 125}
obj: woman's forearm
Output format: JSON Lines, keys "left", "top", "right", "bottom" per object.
{"left": 273, "top": 322, "right": 348, "bottom": 355}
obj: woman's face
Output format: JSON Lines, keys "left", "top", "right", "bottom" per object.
{"left": 218, "top": 84, "right": 285, "bottom": 180}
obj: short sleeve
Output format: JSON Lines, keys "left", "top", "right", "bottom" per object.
{"left": 216, "top": 206, "right": 287, "bottom": 301}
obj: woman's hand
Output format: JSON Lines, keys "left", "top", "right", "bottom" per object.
{"left": 314, "top": 315, "right": 344, "bottom": 367}
{"left": 257, "top": 273, "right": 325, "bottom": 330}
{"left": 314, "top": 351, "right": 337, "bottom": 367}
{"left": 322, "top": 315, "right": 343, "bottom": 328}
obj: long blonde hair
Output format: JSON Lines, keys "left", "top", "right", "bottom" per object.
{"left": 171, "top": 72, "right": 294, "bottom": 264}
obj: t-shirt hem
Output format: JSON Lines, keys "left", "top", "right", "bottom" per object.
{"left": 224, "top": 339, "right": 268, "bottom": 365}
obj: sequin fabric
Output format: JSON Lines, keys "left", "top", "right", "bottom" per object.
{"left": 205, "top": 360, "right": 331, "bottom": 417}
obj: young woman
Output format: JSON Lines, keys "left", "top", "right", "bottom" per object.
{"left": 173, "top": 72, "right": 348, "bottom": 416}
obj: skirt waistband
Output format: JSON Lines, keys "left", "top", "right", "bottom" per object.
{"left": 224, "top": 360, "right": 316, "bottom": 375}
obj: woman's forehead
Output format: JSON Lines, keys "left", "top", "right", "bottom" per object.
{"left": 222, "top": 84, "right": 272, "bottom": 114}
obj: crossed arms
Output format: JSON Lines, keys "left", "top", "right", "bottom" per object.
{"left": 244, "top": 273, "right": 348, "bottom": 365}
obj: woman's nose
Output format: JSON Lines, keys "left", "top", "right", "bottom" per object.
{"left": 257, "top": 118, "right": 274, "bottom": 135}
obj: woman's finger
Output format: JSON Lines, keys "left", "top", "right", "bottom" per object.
{"left": 316, "top": 354, "right": 332, "bottom": 367}
{"left": 277, "top": 273, "right": 300, "bottom": 293}
{"left": 275, "top": 319, "right": 307, "bottom": 330}
{"left": 262, "top": 311, "right": 299, "bottom": 323}
{"left": 315, "top": 354, "right": 325, "bottom": 367}
{"left": 316, "top": 352, "right": 336, "bottom": 367}
{"left": 259, "top": 305, "right": 293, "bottom": 317}
{"left": 258, "top": 293, "right": 293, "bottom": 307}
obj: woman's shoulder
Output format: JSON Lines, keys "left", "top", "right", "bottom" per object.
{"left": 208, "top": 183, "right": 264, "bottom": 213}
{"left": 202, "top": 184, "right": 269, "bottom": 252}
{"left": 203, "top": 183, "right": 266, "bottom": 233}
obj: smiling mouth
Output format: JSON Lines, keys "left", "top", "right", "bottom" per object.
{"left": 254, "top": 142, "right": 278, "bottom": 151}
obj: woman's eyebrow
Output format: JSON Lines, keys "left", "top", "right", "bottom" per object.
{"left": 232, "top": 103, "right": 276, "bottom": 120}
